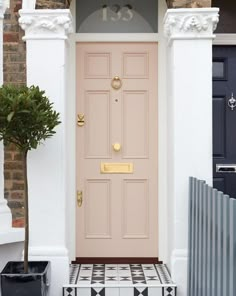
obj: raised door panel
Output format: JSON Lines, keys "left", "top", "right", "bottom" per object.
{"left": 213, "top": 97, "right": 226, "bottom": 158}
{"left": 122, "top": 179, "right": 149, "bottom": 239}
{"left": 123, "top": 53, "right": 149, "bottom": 78}
{"left": 122, "top": 91, "right": 149, "bottom": 159}
{"left": 85, "top": 53, "right": 111, "bottom": 79}
{"left": 85, "top": 180, "right": 111, "bottom": 239}
{"left": 85, "top": 91, "right": 111, "bottom": 158}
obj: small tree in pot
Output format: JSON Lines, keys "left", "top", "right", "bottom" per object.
{"left": 0, "top": 85, "right": 60, "bottom": 296}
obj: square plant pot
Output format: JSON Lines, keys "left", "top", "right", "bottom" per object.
{"left": 0, "top": 261, "right": 50, "bottom": 296}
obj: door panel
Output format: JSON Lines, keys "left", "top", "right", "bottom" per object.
{"left": 213, "top": 46, "right": 236, "bottom": 198}
{"left": 76, "top": 43, "right": 158, "bottom": 257}
{"left": 85, "top": 179, "right": 111, "bottom": 238}
{"left": 85, "top": 91, "right": 111, "bottom": 158}
{"left": 122, "top": 91, "right": 149, "bottom": 158}
{"left": 123, "top": 53, "right": 149, "bottom": 78}
{"left": 85, "top": 53, "right": 111, "bottom": 78}
{"left": 213, "top": 97, "right": 225, "bottom": 157}
{"left": 122, "top": 179, "right": 149, "bottom": 238}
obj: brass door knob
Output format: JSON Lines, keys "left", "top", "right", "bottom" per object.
{"left": 113, "top": 143, "right": 121, "bottom": 152}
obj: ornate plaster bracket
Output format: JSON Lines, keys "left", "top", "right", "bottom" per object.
{"left": 164, "top": 8, "right": 219, "bottom": 44}
{"left": 19, "top": 9, "right": 73, "bottom": 40}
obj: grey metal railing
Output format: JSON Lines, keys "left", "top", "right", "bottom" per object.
{"left": 188, "top": 177, "right": 236, "bottom": 296}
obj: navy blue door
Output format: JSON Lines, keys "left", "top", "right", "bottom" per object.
{"left": 213, "top": 46, "right": 236, "bottom": 198}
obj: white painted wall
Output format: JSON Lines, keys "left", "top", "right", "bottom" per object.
{"left": 0, "top": 243, "right": 24, "bottom": 273}
{"left": 164, "top": 8, "right": 219, "bottom": 296}
{"left": 22, "top": 0, "right": 36, "bottom": 9}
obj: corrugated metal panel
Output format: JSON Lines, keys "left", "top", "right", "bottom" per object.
{"left": 188, "top": 177, "right": 236, "bottom": 296}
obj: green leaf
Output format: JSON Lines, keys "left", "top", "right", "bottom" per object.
{"left": 7, "top": 112, "right": 15, "bottom": 122}
{"left": 0, "top": 84, "right": 60, "bottom": 152}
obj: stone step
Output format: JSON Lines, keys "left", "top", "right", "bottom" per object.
{"left": 63, "top": 264, "right": 177, "bottom": 296}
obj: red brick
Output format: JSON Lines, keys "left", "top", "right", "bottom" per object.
{"left": 12, "top": 218, "right": 24, "bottom": 228}
{"left": 14, "top": 3, "right": 22, "bottom": 13}
{"left": 4, "top": 33, "right": 19, "bottom": 42}
{"left": 11, "top": 191, "right": 25, "bottom": 200}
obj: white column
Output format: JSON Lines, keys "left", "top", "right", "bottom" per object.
{"left": 164, "top": 8, "right": 219, "bottom": 296}
{"left": 22, "top": 0, "right": 36, "bottom": 9}
{"left": 19, "top": 9, "right": 73, "bottom": 296}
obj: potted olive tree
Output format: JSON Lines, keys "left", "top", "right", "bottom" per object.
{"left": 0, "top": 85, "right": 60, "bottom": 296}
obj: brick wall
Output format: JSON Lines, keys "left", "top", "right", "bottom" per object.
{"left": 3, "top": 0, "right": 69, "bottom": 228}
{"left": 4, "top": 0, "right": 26, "bottom": 227}
{"left": 36, "top": 0, "right": 67, "bottom": 9}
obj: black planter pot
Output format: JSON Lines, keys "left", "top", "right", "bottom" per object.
{"left": 0, "top": 261, "right": 50, "bottom": 296}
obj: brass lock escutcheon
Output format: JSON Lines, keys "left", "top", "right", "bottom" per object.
{"left": 77, "top": 114, "right": 85, "bottom": 127}
{"left": 77, "top": 191, "right": 83, "bottom": 207}
{"left": 111, "top": 76, "right": 122, "bottom": 90}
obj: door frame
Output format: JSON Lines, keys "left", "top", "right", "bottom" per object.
{"left": 68, "top": 0, "right": 169, "bottom": 263}
{"left": 214, "top": 34, "right": 236, "bottom": 45}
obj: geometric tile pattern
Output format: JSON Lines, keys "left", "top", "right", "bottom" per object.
{"left": 63, "top": 264, "right": 177, "bottom": 296}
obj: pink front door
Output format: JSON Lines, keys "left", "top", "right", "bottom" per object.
{"left": 76, "top": 43, "right": 158, "bottom": 258}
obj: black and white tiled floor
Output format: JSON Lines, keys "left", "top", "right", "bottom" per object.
{"left": 63, "top": 264, "right": 177, "bottom": 296}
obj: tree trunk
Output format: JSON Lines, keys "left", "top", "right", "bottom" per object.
{"left": 23, "top": 150, "right": 29, "bottom": 273}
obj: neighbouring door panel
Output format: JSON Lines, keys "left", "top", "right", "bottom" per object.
{"left": 213, "top": 46, "right": 236, "bottom": 198}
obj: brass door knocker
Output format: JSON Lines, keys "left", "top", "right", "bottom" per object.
{"left": 111, "top": 76, "right": 122, "bottom": 90}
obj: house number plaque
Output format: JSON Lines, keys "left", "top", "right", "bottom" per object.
{"left": 102, "top": 4, "right": 133, "bottom": 22}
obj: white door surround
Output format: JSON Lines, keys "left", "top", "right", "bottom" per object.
{"left": 71, "top": 0, "right": 169, "bottom": 265}
{"left": 17, "top": 3, "right": 219, "bottom": 296}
